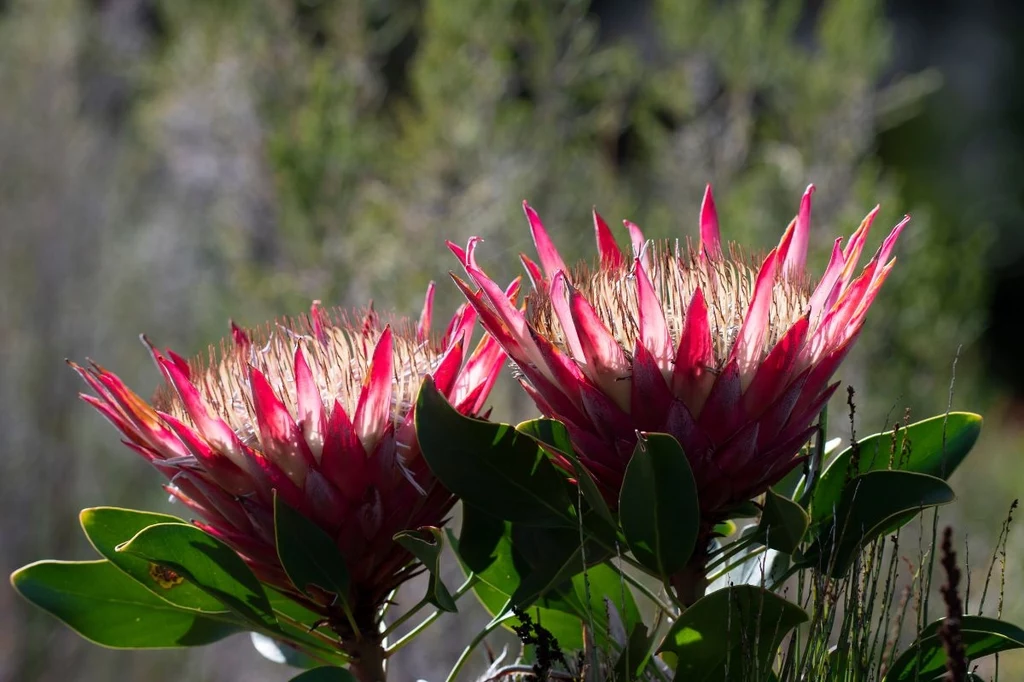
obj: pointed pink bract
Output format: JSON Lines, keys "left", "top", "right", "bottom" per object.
{"left": 523, "top": 200, "right": 569, "bottom": 280}
{"left": 594, "top": 209, "right": 624, "bottom": 268}
{"left": 699, "top": 185, "right": 723, "bottom": 260}
{"left": 449, "top": 186, "right": 905, "bottom": 525}
{"left": 74, "top": 285, "right": 506, "bottom": 623}
{"left": 353, "top": 326, "right": 394, "bottom": 453}
{"left": 782, "top": 184, "right": 815, "bottom": 277}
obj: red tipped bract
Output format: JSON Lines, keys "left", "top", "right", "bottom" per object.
{"left": 72, "top": 286, "right": 506, "bottom": 621}
{"left": 450, "top": 186, "right": 906, "bottom": 517}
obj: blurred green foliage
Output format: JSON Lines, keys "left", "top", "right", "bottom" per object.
{"left": 0, "top": 0, "right": 995, "bottom": 680}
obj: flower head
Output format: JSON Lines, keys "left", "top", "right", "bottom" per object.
{"left": 450, "top": 185, "right": 906, "bottom": 517}
{"left": 71, "top": 285, "right": 505, "bottom": 623}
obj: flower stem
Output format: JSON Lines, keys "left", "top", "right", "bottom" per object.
{"left": 609, "top": 562, "right": 677, "bottom": 615}
{"left": 705, "top": 532, "right": 758, "bottom": 572}
{"left": 343, "top": 634, "right": 387, "bottom": 682}
{"left": 383, "top": 575, "right": 478, "bottom": 657}
{"left": 669, "top": 526, "right": 713, "bottom": 606}
{"left": 380, "top": 597, "right": 429, "bottom": 639}
{"left": 706, "top": 546, "right": 767, "bottom": 584}
{"left": 445, "top": 615, "right": 514, "bottom": 682}
{"left": 272, "top": 608, "right": 347, "bottom": 654}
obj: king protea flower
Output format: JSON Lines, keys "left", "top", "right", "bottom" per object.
{"left": 450, "top": 186, "right": 906, "bottom": 521}
{"left": 70, "top": 286, "right": 504, "bottom": 642}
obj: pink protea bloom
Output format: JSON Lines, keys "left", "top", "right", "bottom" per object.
{"left": 450, "top": 186, "right": 906, "bottom": 519}
{"left": 71, "top": 286, "right": 505, "bottom": 630}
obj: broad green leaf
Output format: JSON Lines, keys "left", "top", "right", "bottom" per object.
{"left": 119, "top": 522, "right": 277, "bottom": 630}
{"left": 619, "top": 433, "right": 700, "bottom": 577}
{"left": 516, "top": 417, "right": 575, "bottom": 455}
{"left": 455, "top": 507, "right": 581, "bottom": 616}
{"left": 810, "top": 412, "right": 981, "bottom": 529}
{"left": 266, "top": 586, "right": 326, "bottom": 628}
{"left": 274, "top": 492, "right": 350, "bottom": 602}
{"left": 885, "top": 616, "right": 1024, "bottom": 681}
{"left": 506, "top": 524, "right": 609, "bottom": 612}
{"left": 804, "top": 471, "right": 955, "bottom": 578}
{"left": 659, "top": 585, "right": 808, "bottom": 681}
{"left": 753, "top": 490, "right": 809, "bottom": 554}
{"left": 614, "top": 622, "right": 655, "bottom": 680}
{"left": 79, "top": 506, "right": 227, "bottom": 614}
{"left": 393, "top": 526, "right": 457, "bottom": 612}
{"left": 452, "top": 506, "right": 640, "bottom": 652}
{"left": 10, "top": 560, "right": 240, "bottom": 648}
{"left": 265, "top": 589, "right": 351, "bottom": 666}
{"left": 416, "top": 377, "right": 576, "bottom": 527}
{"left": 288, "top": 667, "right": 357, "bottom": 681}
{"left": 517, "top": 418, "right": 616, "bottom": 532}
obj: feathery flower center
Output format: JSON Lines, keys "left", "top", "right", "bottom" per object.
{"left": 155, "top": 308, "right": 439, "bottom": 448}
{"left": 527, "top": 242, "right": 810, "bottom": 369}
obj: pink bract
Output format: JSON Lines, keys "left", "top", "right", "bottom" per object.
{"left": 450, "top": 185, "right": 907, "bottom": 518}
{"left": 72, "top": 286, "right": 506, "bottom": 625}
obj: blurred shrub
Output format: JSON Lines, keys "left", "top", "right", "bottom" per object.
{"left": 0, "top": 0, "right": 988, "bottom": 680}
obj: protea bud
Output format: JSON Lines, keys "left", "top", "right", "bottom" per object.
{"left": 71, "top": 286, "right": 505, "bottom": 676}
{"left": 449, "top": 186, "right": 905, "bottom": 594}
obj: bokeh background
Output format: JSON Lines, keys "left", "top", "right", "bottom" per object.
{"left": 2, "top": 0, "right": 1023, "bottom": 680}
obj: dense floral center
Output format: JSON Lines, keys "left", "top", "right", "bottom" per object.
{"left": 527, "top": 243, "right": 810, "bottom": 369}
{"left": 155, "top": 308, "right": 438, "bottom": 449}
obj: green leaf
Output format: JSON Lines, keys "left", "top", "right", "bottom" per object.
{"left": 885, "top": 616, "right": 1024, "bottom": 681}
{"left": 10, "top": 560, "right": 240, "bottom": 648}
{"left": 517, "top": 418, "right": 616, "bottom": 532}
{"left": 416, "top": 377, "right": 576, "bottom": 527}
{"left": 274, "top": 491, "right": 350, "bottom": 602}
{"left": 659, "top": 585, "right": 808, "bottom": 681}
{"left": 79, "top": 506, "right": 228, "bottom": 614}
{"left": 714, "top": 520, "right": 738, "bottom": 537}
{"left": 516, "top": 417, "right": 575, "bottom": 455}
{"left": 288, "top": 667, "right": 357, "bottom": 681}
{"left": 810, "top": 412, "right": 981, "bottom": 529}
{"left": 505, "top": 524, "right": 605, "bottom": 612}
{"left": 452, "top": 506, "right": 640, "bottom": 652}
{"left": 804, "top": 471, "right": 955, "bottom": 578}
{"left": 265, "top": 589, "right": 352, "bottom": 666}
{"left": 393, "top": 526, "right": 457, "bottom": 612}
{"left": 614, "top": 622, "right": 655, "bottom": 680}
{"left": 618, "top": 433, "right": 700, "bottom": 577}
{"left": 119, "top": 522, "right": 278, "bottom": 630}
{"left": 753, "top": 490, "right": 809, "bottom": 554}
{"left": 455, "top": 507, "right": 580, "bottom": 615}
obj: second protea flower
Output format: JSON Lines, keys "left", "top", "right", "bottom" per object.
{"left": 71, "top": 286, "right": 504, "bottom": 679}
{"left": 450, "top": 186, "right": 906, "bottom": 522}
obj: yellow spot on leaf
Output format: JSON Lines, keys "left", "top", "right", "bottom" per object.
{"left": 148, "top": 563, "right": 184, "bottom": 589}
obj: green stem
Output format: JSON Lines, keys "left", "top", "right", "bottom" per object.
{"left": 706, "top": 546, "right": 767, "bottom": 584}
{"left": 767, "top": 562, "right": 803, "bottom": 592}
{"left": 705, "top": 533, "right": 759, "bottom": 572}
{"left": 445, "top": 615, "right": 513, "bottom": 682}
{"left": 380, "top": 597, "right": 428, "bottom": 639}
{"left": 272, "top": 608, "right": 346, "bottom": 654}
{"left": 798, "top": 405, "right": 829, "bottom": 508}
{"left": 383, "top": 576, "right": 477, "bottom": 657}
{"left": 610, "top": 562, "right": 677, "bottom": 615}
{"left": 342, "top": 633, "right": 387, "bottom": 682}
